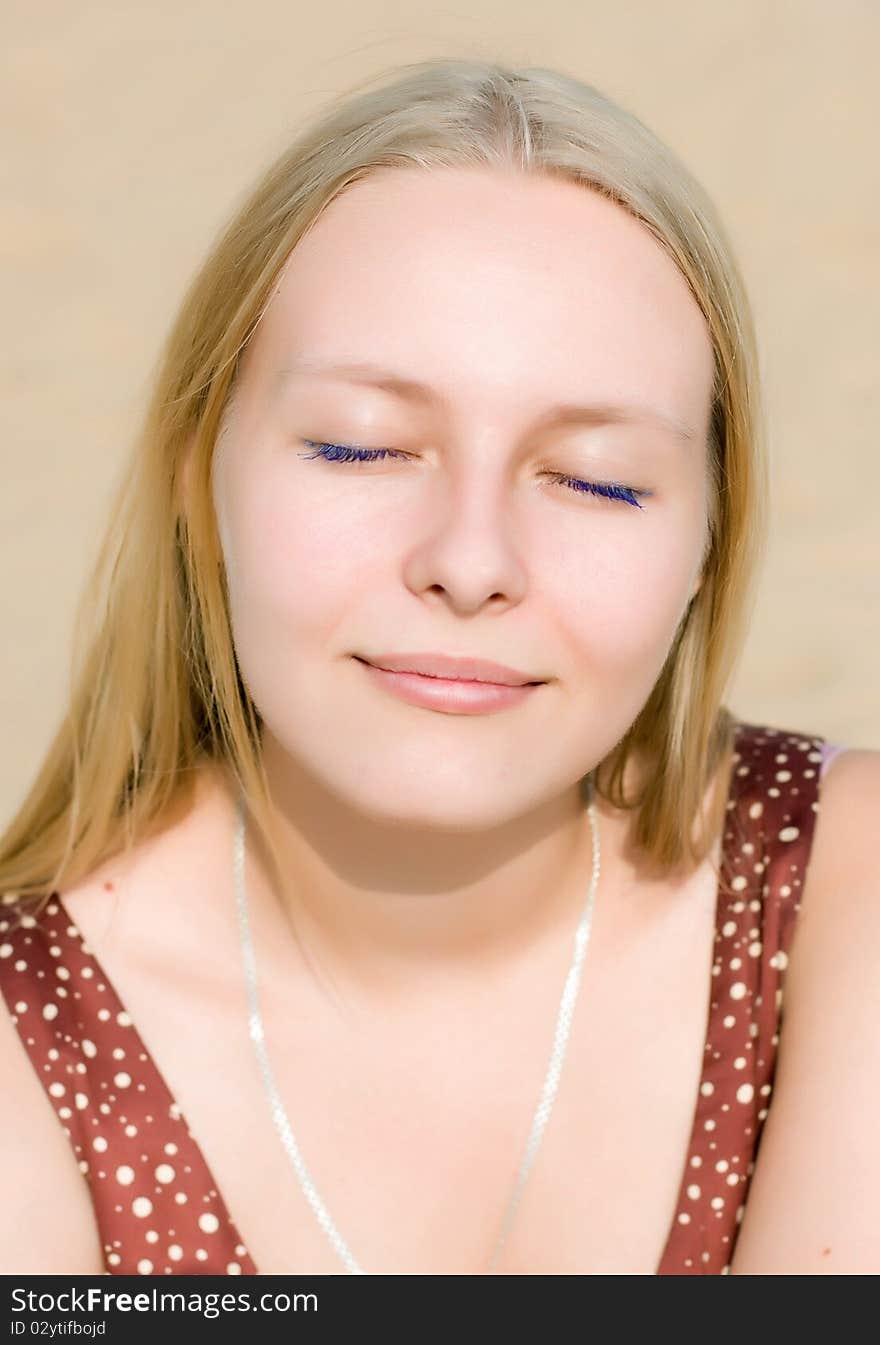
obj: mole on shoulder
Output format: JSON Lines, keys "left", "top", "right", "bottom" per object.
{"left": 103, "top": 881, "right": 114, "bottom": 892}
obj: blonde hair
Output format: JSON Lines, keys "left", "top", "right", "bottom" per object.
{"left": 1, "top": 57, "right": 765, "bottom": 919}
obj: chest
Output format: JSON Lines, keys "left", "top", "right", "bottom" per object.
{"left": 63, "top": 859, "right": 721, "bottom": 1275}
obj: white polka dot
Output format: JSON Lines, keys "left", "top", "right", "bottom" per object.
{"left": 93, "top": 1137, "right": 108, "bottom": 1153}
{"left": 226, "top": 1262, "right": 242, "bottom": 1274}
{"left": 164, "top": 1142, "right": 178, "bottom": 1156}
{"left": 687, "top": 1184, "right": 701, "bottom": 1199}
{"left": 81, "top": 1039, "right": 97, "bottom": 1058}
{"left": 117, "top": 1011, "right": 132, "bottom": 1027}
{"left": 733, "top": 1057, "right": 747, "bottom": 1070}
{"left": 769, "top": 950, "right": 789, "bottom": 970}
{"left": 168, "top": 1245, "right": 183, "bottom": 1261}
{"left": 722, "top": 1015, "right": 736, "bottom": 1028}
{"left": 730, "top": 875, "right": 748, "bottom": 891}
{"left": 107, "top": 1253, "right": 121, "bottom": 1266}
{"left": 132, "top": 1197, "right": 153, "bottom": 1218}
{"left": 48, "top": 1082, "right": 66, "bottom": 1098}
{"left": 778, "top": 826, "right": 800, "bottom": 842}
{"left": 715, "top": 1160, "right": 729, "bottom": 1173}
{"left": 114, "top": 1072, "right": 132, "bottom": 1089}
{"left": 116, "top": 1165, "right": 136, "bottom": 1186}
{"left": 42, "top": 1003, "right": 59, "bottom": 1021}
{"left": 677, "top": 1212, "right": 691, "bottom": 1224}
{"left": 75, "top": 1092, "right": 88, "bottom": 1110}
{"left": 0, "top": 943, "right": 12, "bottom": 958}
{"left": 748, "top": 941, "right": 762, "bottom": 957}
{"left": 198, "top": 1212, "right": 220, "bottom": 1234}
{"left": 155, "top": 1164, "right": 175, "bottom": 1184}
{"left": 726, "top": 1173, "right": 740, "bottom": 1186}
{"left": 145, "top": 1231, "right": 159, "bottom": 1244}
{"left": 174, "top": 1192, "right": 187, "bottom": 1205}
{"left": 736, "top": 1083, "right": 755, "bottom": 1104}
{"left": 112, "top": 1047, "right": 126, "bottom": 1060}
{"left": 729, "top": 982, "right": 747, "bottom": 1000}
{"left": 722, "top": 920, "right": 737, "bottom": 937}
{"left": 748, "top": 801, "right": 763, "bottom": 819}
{"left": 13, "top": 1001, "right": 27, "bottom": 1014}
{"left": 124, "top": 1124, "right": 138, "bottom": 1137}
{"left": 196, "top": 1249, "right": 208, "bottom": 1261}
{"left": 137, "top": 1259, "right": 153, "bottom": 1274}
{"left": 711, "top": 1197, "right": 725, "bottom": 1210}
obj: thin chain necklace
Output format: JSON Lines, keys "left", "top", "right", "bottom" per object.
{"left": 233, "top": 776, "right": 601, "bottom": 1275}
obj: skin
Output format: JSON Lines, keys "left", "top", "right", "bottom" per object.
{"left": 207, "top": 164, "right": 716, "bottom": 1018}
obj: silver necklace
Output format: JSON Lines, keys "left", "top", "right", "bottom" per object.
{"left": 233, "top": 776, "right": 601, "bottom": 1275}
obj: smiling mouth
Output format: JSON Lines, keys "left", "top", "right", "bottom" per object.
{"left": 351, "top": 655, "right": 546, "bottom": 715}
{"left": 351, "top": 655, "right": 546, "bottom": 687}
{"left": 354, "top": 659, "right": 543, "bottom": 687}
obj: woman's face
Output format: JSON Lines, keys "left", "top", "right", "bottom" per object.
{"left": 212, "top": 166, "right": 715, "bottom": 831}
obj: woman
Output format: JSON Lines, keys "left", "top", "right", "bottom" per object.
{"left": 1, "top": 59, "right": 877, "bottom": 1277}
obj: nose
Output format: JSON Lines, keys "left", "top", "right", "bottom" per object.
{"left": 401, "top": 478, "right": 529, "bottom": 615}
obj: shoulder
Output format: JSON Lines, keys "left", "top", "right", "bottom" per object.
{"left": 0, "top": 898, "right": 106, "bottom": 1272}
{"left": 729, "top": 744, "right": 880, "bottom": 1272}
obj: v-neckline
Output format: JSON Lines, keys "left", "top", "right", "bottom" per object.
{"left": 49, "top": 726, "right": 745, "bottom": 1276}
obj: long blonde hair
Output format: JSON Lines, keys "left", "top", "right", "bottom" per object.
{"left": 1, "top": 57, "right": 766, "bottom": 918}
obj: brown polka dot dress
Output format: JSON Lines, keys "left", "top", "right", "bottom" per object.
{"left": 0, "top": 721, "right": 842, "bottom": 1275}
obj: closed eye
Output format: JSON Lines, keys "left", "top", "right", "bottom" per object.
{"left": 298, "top": 440, "right": 652, "bottom": 510}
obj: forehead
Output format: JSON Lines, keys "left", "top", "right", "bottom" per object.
{"left": 247, "top": 167, "right": 714, "bottom": 428}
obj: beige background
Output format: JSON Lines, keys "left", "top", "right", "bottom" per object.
{"left": 3, "top": 1, "right": 878, "bottom": 829}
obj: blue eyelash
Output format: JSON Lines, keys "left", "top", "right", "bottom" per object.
{"left": 299, "top": 441, "right": 651, "bottom": 509}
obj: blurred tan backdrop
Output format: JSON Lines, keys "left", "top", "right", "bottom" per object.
{"left": 3, "top": 1, "right": 878, "bottom": 828}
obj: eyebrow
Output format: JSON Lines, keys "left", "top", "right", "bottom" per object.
{"left": 275, "top": 357, "right": 699, "bottom": 444}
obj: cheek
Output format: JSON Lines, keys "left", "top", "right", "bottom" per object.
{"left": 540, "top": 511, "right": 700, "bottom": 678}
{"left": 218, "top": 466, "right": 364, "bottom": 699}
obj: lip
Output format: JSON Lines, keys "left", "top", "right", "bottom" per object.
{"left": 355, "top": 652, "right": 546, "bottom": 686}
{"left": 354, "top": 658, "right": 543, "bottom": 715}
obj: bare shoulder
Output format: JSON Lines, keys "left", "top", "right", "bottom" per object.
{"left": 0, "top": 965, "right": 105, "bottom": 1272}
{"left": 61, "top": 761, "right": 235, "bottom": 968}
{"left": 730, "top": 746, "right": 880, "bottom": 1273}
{"left": 0, "top": 765, "right": 231, "bottom": 1274}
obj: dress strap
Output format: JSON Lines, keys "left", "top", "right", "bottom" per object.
{"left": 0, "top": 893, "right": 256, "bottom": 1275}
{"left": 658, "top": 721, "right": 825, "bottom": 1273}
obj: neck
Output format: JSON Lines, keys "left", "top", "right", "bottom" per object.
{"left": 218, "top": 737, "right": 655, "bottom": 1017}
